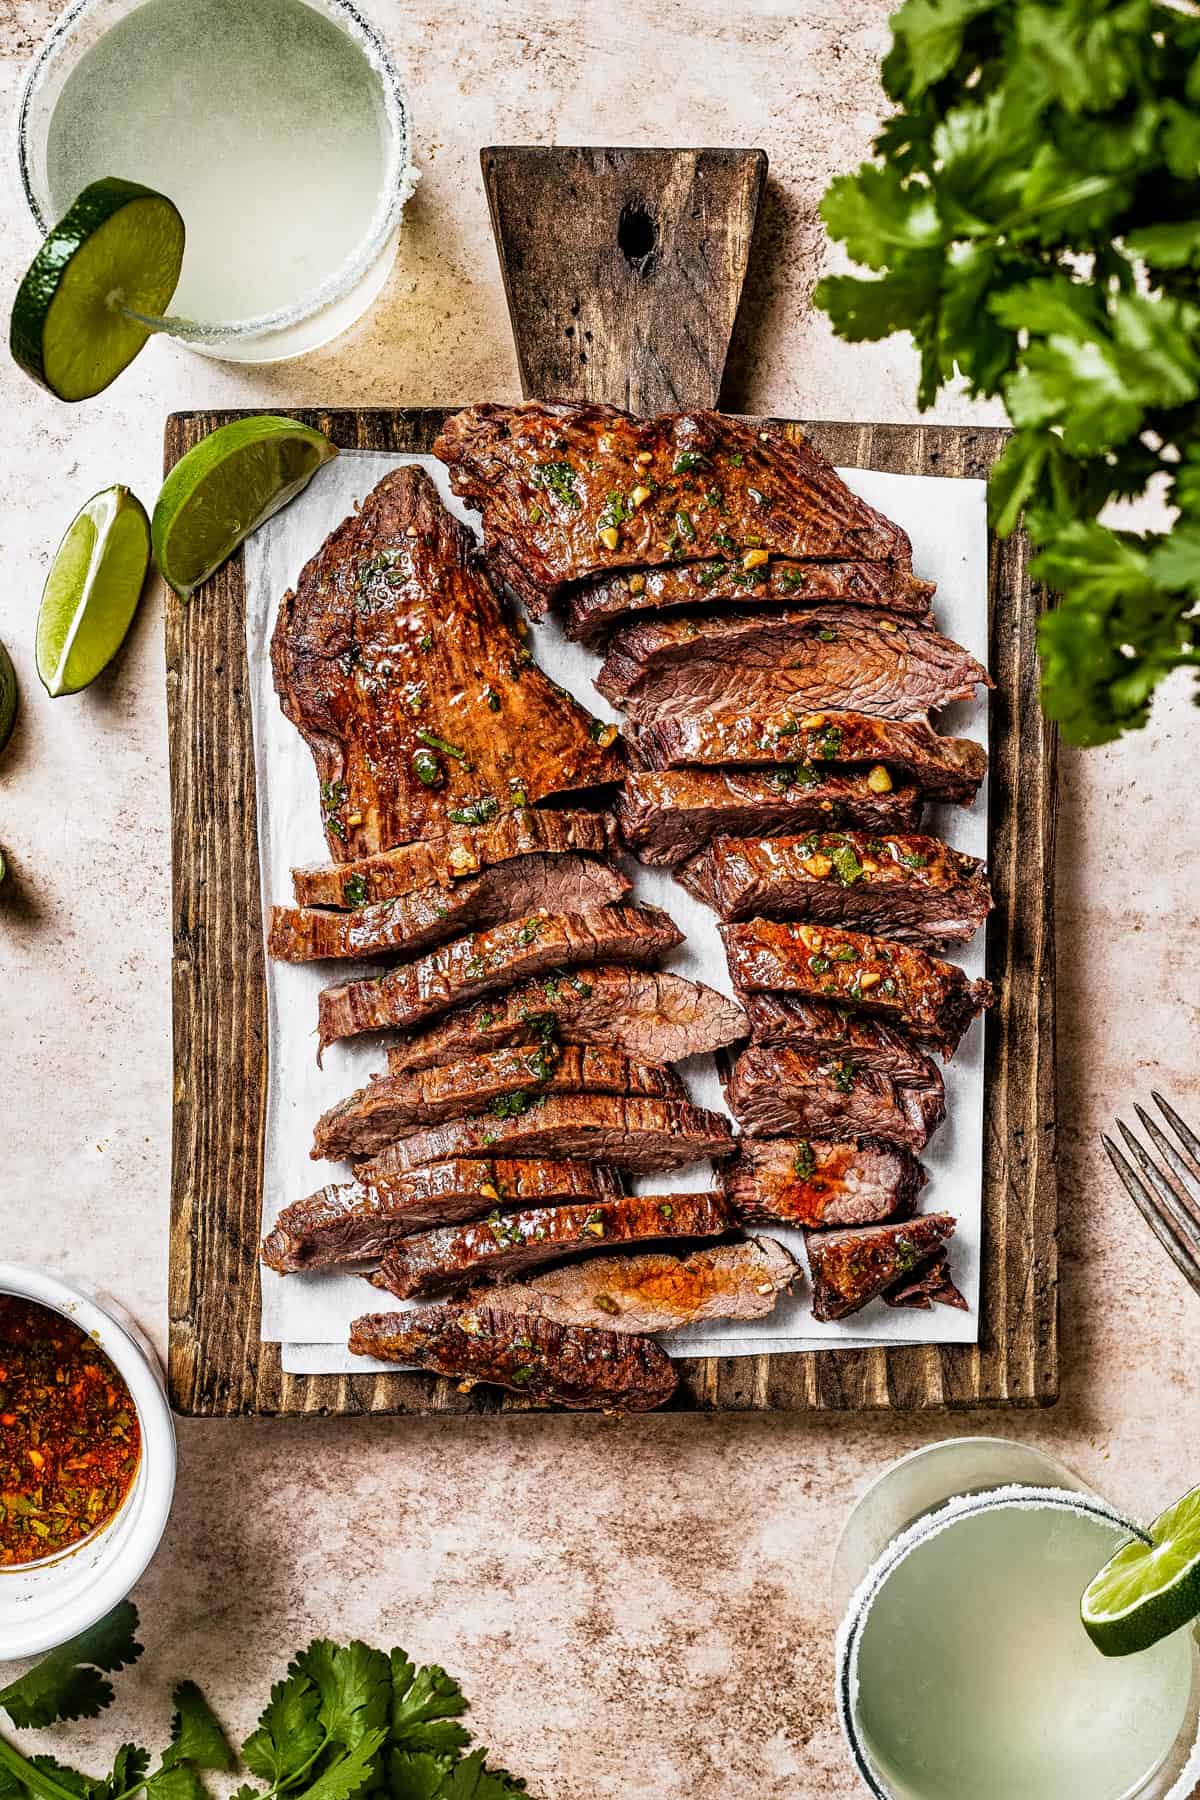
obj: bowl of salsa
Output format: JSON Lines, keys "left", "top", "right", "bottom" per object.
{"left": 0, "top": 1264, "right": 176, "bottom": 1658}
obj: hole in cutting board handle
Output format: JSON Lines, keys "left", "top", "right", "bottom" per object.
{"left": 618, "top": 201, "right": 658, "bottom": 273}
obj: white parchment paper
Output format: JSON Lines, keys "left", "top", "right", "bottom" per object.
{"left": 242, "top": 450, "right": 989, "bottom": 1371}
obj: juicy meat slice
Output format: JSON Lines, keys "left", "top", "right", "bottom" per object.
{"left": 317, "top": 903, "right": 683, "bottom": 1051}
{"left": 597, "top": 606, "right": 991, "bottom": 725}
{"left": 385, "top": 965, "right": 748, "bottom": 1075}
{"left": 724, "top": 1138, "right": 926, "bottom": 1230}
{"left": 722, "top": 1045, "right": 946, "bottom": 1152}
{"left": 359, "top": 1095, "right": 735, "bottom": 1178}
{"left": 617, "top": 768, "right": 923, "bottom": 866}
{"left": 291, "top": 808, "right": 618, "bottom": 907}
{"left": 270, "top": 854, "right": 628, "bottom": 963}
{"left": 260, "top": 1159, "right": 624, "bottom": 1272}
{"left": 433, "top": 402, "right": 912, "bottom": 615}
{"left": 371, "top": 1190, "right": 732, "bottom": 1298}
{"left": 722, "top": 918, "right": 993, "bottom": 1054}
{"left": 270, "top": 464, "right": 621, "bottom": 861}
{"left": 885, "top": 1248, "right": 967, "bottom": 1311}
{"left": 678, "top": 831, "right": 992, "bottom": 945}
{"left": 743, "top": 994, "right": 940, "bottom": 1085}
{"left": 635, "top": 709, "right": 986, "bottom": 805}
{"left": 806, "top": 1214, "right": 957, "bottom": 1321}
{"left": 312, "top": 1046, "right": 685, "bottom": 1161}
{"left": 462, "top": 1237, "right": 800, "bottom": 1334}
{"left": 349, "top": 1305, "right": 677, "bottom": 1411}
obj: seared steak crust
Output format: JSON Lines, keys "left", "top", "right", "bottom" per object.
{"left": 886, "top": 1248, "right": 967, "bottom": 1311}
{"left": 743, "top": 994, "right": 940, "bottom": 1085}
{"left": 806, "top": 1214, "right": 957, "bottom": 1321}
{"left": 723, "top": 1045, "right": 946, "bottom": 1152}
{"left": 724, "top": 1138, "right": 926, "bottom": 1230}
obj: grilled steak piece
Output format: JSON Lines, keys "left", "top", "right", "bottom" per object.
{"left": 634, "top": 709, "right": 986, "bottom": 805}
{"left": 722, "top": 1045, "right": 945, "bottom": 1152}
{"left": 461, "top": 1237, "right": 800, "bottom": 1334}
{"left": 724, "top": 1138, "right": 925, "bottom": 1230}
{"left": 359, "top": 1095, "right": 735, "bottom": 1177}
{"left": 317, "top": 903, "right": 683, "bottom": 1051}
{"left": 806, "top": 1214, "right": 957, "bottom": 1321}
{"left": 291, "top": 809, "right": 618, "bottom": 908}
{"left": 678, "top": 832, "right": 992, "bottom": 945}
{"left": 270, "top": 464, "right": 621, "bottom": 861}
{"left": 433, "top": 402, "right": 912, "bottom": 616}
{"left": 568, "top": 561, "right": 936, "bottom": 644}
{"left": 885, "top": 1248, "right": 967, "bottom": 1311}
{"left": 722, "top": 919, "right": 993, "bottom": 1054}
{"left": 371, "top": 1191, "right": 732, "bottom": 1298}
{"left": 312, "top": 1046, "right": 685, "bottom": 1161}
{"left": 261, "top": 1159, "right": 624, "bottom": 1272}
{"left": 743, "top": 994, "right": 940, "bottom": 1085}
{"left": 597, "top": 607, "right": 991, "bottom": 725}
{"left": 350, "top": 1305, "right": 677, "bottom": 1411}
{"left": 385, "top": 965, "right": 748, "bottom": 1075}
{"left": 617, "top": 768, "right": 923, "bottom": 866}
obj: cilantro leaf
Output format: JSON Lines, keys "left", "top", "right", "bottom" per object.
{"left": 0, "top": 1605, "right": 141, "bottom": 1729}
{"left": 0, "top": 1747, "right": 95, "bottom": 1800}
{"left": 95, "top": 1746, "right": 151, "bottom": 1800}
{"left": 388, "top": 1751, "right": 526, "bottom": 1800}
{"left": 292, "top": 1644, "right": 391, "bottom": 1752}
{"left": 293, "top": 1732, "right": 387, "bottom": 1800}
{"left": 241, "top": 1672, "right": 323, "bottom": 1788}
{"left": 161, "top": 1685, "right": 234, "bottom": 1774}
{"left": 388, "top": 1658, "right": 468, "bottom": 1758}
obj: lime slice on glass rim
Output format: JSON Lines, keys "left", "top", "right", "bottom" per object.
{"left": 11, "top": 177, "right": 184, "bottom": 402}
{"left": 153, "top": 416, "right": 338, "bottom": 600}
{"left": 37, "top": 486, "right": 151, "bottom": 696}
{"left": 1082, "top": 1481, "right": 1200, "bottom": 1656}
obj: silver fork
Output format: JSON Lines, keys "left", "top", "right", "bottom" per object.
{"left": 1102, "top": 1093, "right": 1200, "bottom": 1298}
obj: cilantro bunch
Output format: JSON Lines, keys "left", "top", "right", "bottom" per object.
{"left": 815, "top": 0, "right": 1200, "bottom": 744}
{"left": 0, "top": 1606, "right": 527, "bottom": 1800}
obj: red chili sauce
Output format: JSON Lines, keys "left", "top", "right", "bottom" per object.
{"left": 0, "top": 1295, "right": 141, "bottom": 1567}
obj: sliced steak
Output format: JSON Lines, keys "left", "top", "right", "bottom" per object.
{"left": 385, "top": 965, "right": 748, "bottom": 1074}
{"left": 722, "top": 1045, "right": 945, "bottom": 1152}
{"left": 261, "top": 1159, "right": 624, "bottom": 1272}
{"left": 885, "top": 1248, "right": 967, "bottom": 1311}
{"left": 313, "top": 1046, "right": 685, "bottom": 1161}
{"left": 349, "top": 1305, "right": 677, "bottom": 1411}
{"left": 724, "top": 1138, "right": 926, "bottom": 1230}
{"left": 433, "top": 402, "right": 912, "bottom": 615}
{"left": 722, "top": 919, "right": 993, "bottom": 1054}
{"left": 270, "top": 464, "right": 620, "bottom": 860}
{"left": 371, "top": 1190, "right": 732, "bottom": 1298}
{"left": 617, "top": 768, "right": 923, "bottom": 866}
{"left": 678, "top": 831, "right": 992, "bottom": 945}
{"left": 743, "top": 994, "right": 940, "bottom": 1086}
{"left": 806, "top": 1214, "right": 957, "bottom": 1321}
{"left": 317, "top": 903, "right": 683, "bottom": 1051}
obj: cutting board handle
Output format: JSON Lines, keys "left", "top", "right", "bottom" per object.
{"left": 482, "top": 145, "right": 767, "bottom": 413}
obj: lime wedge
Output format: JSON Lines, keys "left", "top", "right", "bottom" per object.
{"left": 153, "top": 416, "right": 338, "bottom": 600}
{"left": 11, "top": 177, "right": 184, "bottom": 402}
{"left": 37, "top": 486, "right": 151, "bottom": 696}
{"left": 0, "top": 640, "right": 17, "bottom": 754}
{"left": 1082, "top": 1482, "right": 1200, "bottom": 1656}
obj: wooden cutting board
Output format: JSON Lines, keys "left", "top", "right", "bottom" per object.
{"left": 165, "top": 147, "right": 1057, "bottom": 1416}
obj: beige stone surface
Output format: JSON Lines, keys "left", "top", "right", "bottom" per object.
{"left": 2, "top": 1, "right": 1200, "bottom": 1793}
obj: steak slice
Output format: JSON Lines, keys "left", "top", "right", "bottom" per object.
{"left": 885, "top": 1248, "right": 967, "bottom": 1311}
{"left": 312, "top": 1046, "right": 686, "bottom": 1161}
{"left": 371, "top": 1190, "right": 732, "bottom": 1298}
{"left": 317, "top": 903, "right": 683, "bottom": 1051}
{"left": 291, "top": 809, "right": 618, "bottom": 907}
{"left": 359, "top": 1095, "right": 735, "bottom": 1177}
{"left": 270, "top": 464, "right": 620, "bottom": 861}
{"left": 617, "top": 768, "right": 923, "bottom": 866}
{"left": 722, "top": 919, "right": 993, "bottom": 1054}
{"left": 743, "top": 994, "right": 939, "bottom": 1085}
{"left": 597, "top": 606, "right": 991, "bottom": 725}
{"left": 724, "top": 1138, "right": 926, "bottom": 1230}
{"left": 635, "top": 709, "right": 986, "bottom": 805}
{"left": 806, "top": 1214, "right": 957, "bottom": 1321}
{"left": 461, "top": 1237, "right": 800, "bottom": 1334}
{"left": 349, "top": 1305, "right": 677, "bottom": 1411}
{"left": 678, "top": 831, "right": 992, "bottom": 945}
{"left": 433, "top": 402, "right": 912, "bottom": 615}
{"left": 722, "top": 1045, "right": 945, "bottom": 1152}
{"left": 270, "top": 854, "right": 629, "bottom": 963}
{"left": 261, "top": 1159, "right": 624, "bottom": 1272}
{"left": 385, "top": 965, "right": 748, "bottom": 1075}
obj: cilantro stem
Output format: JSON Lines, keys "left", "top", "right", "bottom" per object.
{"left": 0, "top": 1732, "right": 85, "bottom": 1800}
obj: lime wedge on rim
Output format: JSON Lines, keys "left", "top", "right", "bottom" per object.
{"left": 0, "top": 640, "right": 17, "bottom": 754}
{"left": 37, "top": 486, "right": 151, "bottom": 696}
{"left": 1082, "top": 1482, "right": 1200, "bottom": 1656}
{"left": 11, "top": 177, "right": 184, "bottom": 402}
{"left": 153, "top": 416, "right": 338, "bottom": 600}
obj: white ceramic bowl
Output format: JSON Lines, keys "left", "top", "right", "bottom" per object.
{"left": 0, "top": 1264, "right": 176, "bottom": 1661}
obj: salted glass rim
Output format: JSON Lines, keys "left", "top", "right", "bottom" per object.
{"left": 15, "top": 0, "right": 414, "bottom": 343}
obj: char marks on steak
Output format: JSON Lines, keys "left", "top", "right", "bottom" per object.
{"left": 270, "top": 465, "right": 621, "bottom": 861}
{"left": 723, "top": 1045, "right": 946, "bottom": 1152}
{"left": 743, "top": 994, "right": 941, "bottom": 1084}
{"left": 886, "top": 1248, "right": 967, "bottom": 1311}
{"left": 806, "top": 1214, "right": 957, "bottom": 1321}
{"left": 617, "top": 769, "right": 923, "bottom": 866}
{"left": 724, "top": 1138, "right": 926, "bottom": 1230}
{"left": 350, "top": 1304, "right": 678, "bottom": 1411}
{"left": 433, "top": 402, "right": 912, "bottom": 616}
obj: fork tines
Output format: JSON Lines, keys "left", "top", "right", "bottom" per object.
{"left": 1102, "top": 1092, "right": 1200, "bottom": 1298}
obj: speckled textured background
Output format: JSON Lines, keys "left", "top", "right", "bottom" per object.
{"left": 2, "top": 2, "right": 1199, "bottom": 1792}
